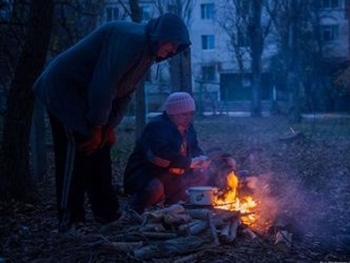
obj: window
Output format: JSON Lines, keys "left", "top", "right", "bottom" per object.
{"left": 202, "top": 66, "right": 216, "bottom": 81}
{"left": 141, "top": 5, "right": 151, "bottom": 22}
{"left": 317, "top": 0, "right": 340, "bottom": 9}
{"left": 106, "top": 6, "right": 119, "bottom": 21}
{"left": 201, "top": 3, "right": 215, "bottom": 19}
{"left": 321, "top": 24, "right": 339, "bottom": 41}
{"left": 201, "top": 35, "right": 215, "bottom": 50}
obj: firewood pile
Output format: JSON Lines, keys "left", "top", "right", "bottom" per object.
{"left": 97, "top": 203, "right": 291, "bottom": 261}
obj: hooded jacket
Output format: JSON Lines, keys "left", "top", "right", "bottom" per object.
{"left": 32, "top": 14, "right": 191, "bottom": 136}
{"left": 123, "top": 112, "right": 203, "bottom": 195}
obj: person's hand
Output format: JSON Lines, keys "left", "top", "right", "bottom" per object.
{"left": 190, "top": 156, "right": 210, "bottom": 170}
{"left": 79, "top": 126, "right": 102, "bottom": 155}
{"left": 100, "top": 126, "right": 117, "bottom": 148}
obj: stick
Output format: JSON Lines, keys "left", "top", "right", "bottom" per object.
{"left": 219, "top": 218, "right": 239, "bottom": 243}
{"left": 241, "top": 227, "right": 257, "bottom": 240}
{"left": 274, "top": 230, "right": 292, "bottom": 252}
{"left": 228, "top": 218, "right": 239, "bottom": 241}
{"left": 207, "top": 212, "right": 220, "bottom": 245}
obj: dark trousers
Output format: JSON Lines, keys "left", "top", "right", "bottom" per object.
{"left": 49, "top": 114, "right": 120, "bottom": 232}
{"left": 128, "top": 169, "right": 209, "bottom": 214}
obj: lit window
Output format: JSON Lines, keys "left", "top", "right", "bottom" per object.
{"left": 201, "top": 3, "right": 215, "bottom": 19}
{"left": 201, "top": 35, "right": 215, "bottom": 50}
{"left": 202, "top": 66, "right": 216, "bottom": 81}
{"left": 106, "top": 6, "right": 119, "bottom": 22}
{"left": 321, "top": 24, "right": 339, "bottom": 41}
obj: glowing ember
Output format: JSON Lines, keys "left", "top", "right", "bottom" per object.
{"left": 214, "top": 171, "right": 257, "bottom": 225}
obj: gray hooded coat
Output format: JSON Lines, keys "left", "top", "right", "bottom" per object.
{"left": 33, "top": 14, "right": 191, "bottom": 136}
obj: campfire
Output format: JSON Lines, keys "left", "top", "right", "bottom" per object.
{"left": 214, "top": 171, "right": 257, "bottom": 226}
{"left": 104, "top": 153, "right": 293, "bottom": 261}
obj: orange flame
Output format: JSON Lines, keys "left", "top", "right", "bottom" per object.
{"left": 214, "top": 171, "right": 257, "bottom": 225}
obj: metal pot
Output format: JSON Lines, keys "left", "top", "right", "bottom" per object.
{"left": 186, "top": 186, "right": 218, "bottom": 205}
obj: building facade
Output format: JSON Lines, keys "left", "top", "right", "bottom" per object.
{"left": 99, "top": 0, "right": 350, "bottom": 112}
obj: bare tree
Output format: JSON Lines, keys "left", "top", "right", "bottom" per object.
{"left": 217, "top": 0, "right": 274, "bottom": 117}
{"left": 1, "top": 0, "right": 54, "bottom": 200}
{"left": 128, "top": 0, "right": 147, "bottom": 139}
{"left": 266, "top": 0, "right": 320, "bottom": 122}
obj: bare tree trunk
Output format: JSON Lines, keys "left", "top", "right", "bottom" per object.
{"left": 30, "top": 100, "right": 48, "bottom": 183}
{"left": 287, "top": 0, "right": 302, "bottom": 123}
{"left": 170, "top": 48, "right": 193, "bottom": 94}
{"left": 0, "top": 0, "right": 54, "bottom": 200}
{"left": 129, "top": 0, "right": 146, "bottom": 139}
{"left": 249, "top": 0, "right": 263, "bottom": 117}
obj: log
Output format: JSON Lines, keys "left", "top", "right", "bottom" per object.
{"left": 207, "top": 212, "right": 219, "bottom": 245}
{"left": 185, "top": 208, "right": 211, "bottom": 220}
{"left": 241, "top": 227, "right": 257, "bottom": 240}
{"left": 131, "top": 236, "right": 211, "bottom": 260}
{"left": 141, "top": 231, "right": 178, "bottom": 240}
{"left": 219, "top": 218, "right": 239, "bottom": 243}
{"left": 212, "top": 208, "right": 240, "bottom": 221}
{"left": 274, "top": 230, "right": 292, "bottom": 252}
{"left": 163, "top": 213, "right": 192, "bottom": 225}
{"left": 142, "top": 204, "right": 185, "bottom": 223}
{"left": 178, "top": 220, "right": 208, "bottom": 235}
{"left": 140, "top": 223, "right": 166, "bottom": 232}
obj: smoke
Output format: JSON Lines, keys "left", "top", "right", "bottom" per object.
{"left": 247, "top": 169, "right": 350, "bottom": 251}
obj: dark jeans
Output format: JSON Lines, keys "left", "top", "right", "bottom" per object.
{"left": 49, "top": 114, "right": 120, "bottom": 232}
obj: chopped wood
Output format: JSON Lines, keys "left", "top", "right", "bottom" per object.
{"left": 141, "top": 231, "right": 178, "bottom": 240}
{"left": 142, "top": 204, "right": 186, "bottom": 223}
{"left": 219, "top": 218, "right": 239, "bottom": 243}
{"left": 131, "top": 236, "right": 211, "bottom": 260}
{"left": 212, "top": 208, "right": 240, "bottom": 221}
{"left": 140, "top": 223, "right": 166, "bottom": 232}
{"left": 178, "top": 220, "right": 208, "bottom": 235}
{"left": 207, "top": 212, "right": 220, "bottom": 245}
{"left": 161, "top": 204, "right": 186, "bottom": 214}
{"left": 241, "top": 227, "right": 257, "bottom": 240}
{"left": 274, "top": 230, "right": 292, "bottom": 252}
{"left": 185, "top": 208, "right": 211, "bottom": 220}
{"left": 163, "top": 213, "right": 192, "bottom": 225}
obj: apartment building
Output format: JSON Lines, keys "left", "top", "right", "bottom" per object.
{"left": 99, "top": 0, "right": 349, "bottom": 112}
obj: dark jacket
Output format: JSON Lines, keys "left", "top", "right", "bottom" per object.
{"left": 32, "top": 14, "right": 190, "bottom": 136}
{"left": 124, "top": 112, "right": 203, "bottom": 194}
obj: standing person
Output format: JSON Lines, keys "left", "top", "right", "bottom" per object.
{"left": 123, "top": 92, "right": 210, "bottom": 214}
{"left": 32, "top": 13, "right": 191, "bottom": 234}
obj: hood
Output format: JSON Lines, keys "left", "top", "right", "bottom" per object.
{"left": 146, "top": 13, "right": 191, "bottom": 62}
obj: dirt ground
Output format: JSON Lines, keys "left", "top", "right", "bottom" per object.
{"left": 1, "top": 114, "right": 350, "bottom": 262}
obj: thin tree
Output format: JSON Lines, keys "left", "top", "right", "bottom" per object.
{"left": 1, "top": 0, "right": 54, "bottom": 200}
{"left": 217, "top": 0, "right": 274, "bottom": 117}
{"left": 128, "top": 0, "right": 147, "bottom": 138}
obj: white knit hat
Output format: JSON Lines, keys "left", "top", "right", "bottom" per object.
{"left": 164, "top": 92, "right": 196, "bottom": 115}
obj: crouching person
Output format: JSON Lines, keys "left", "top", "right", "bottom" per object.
{"left": 123, "top": 92, "right": 209, "bottom": 214}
